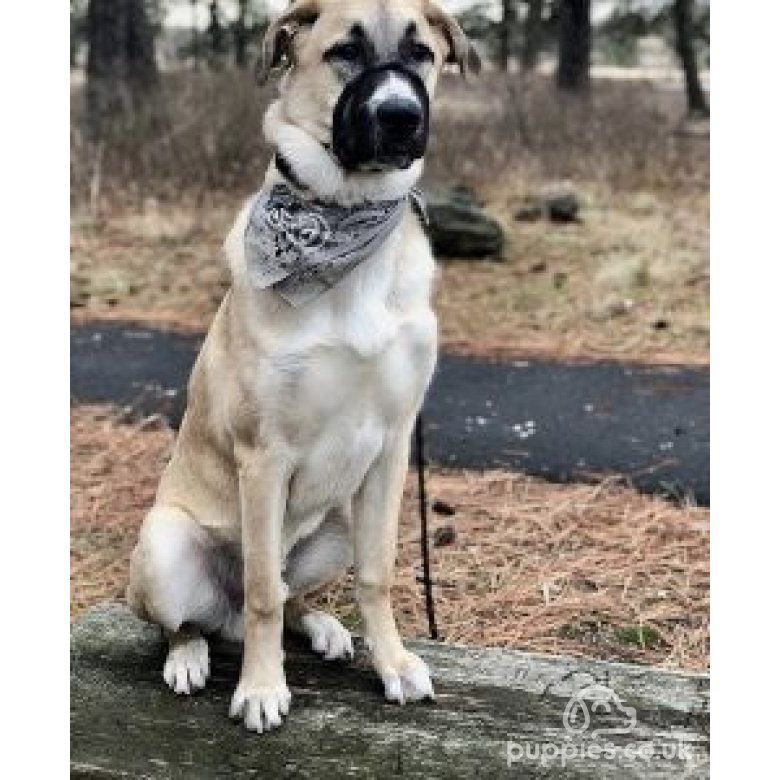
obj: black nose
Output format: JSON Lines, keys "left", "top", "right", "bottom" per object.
{"left": 376, "top": 98, "right": 423, "bottom": 141}
{"left": 332, "top": 64, "right": 430, "bottom": 170}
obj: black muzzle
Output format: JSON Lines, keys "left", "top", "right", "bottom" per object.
{"left": 332, "top": 63, "right": 430, "bottom": 172}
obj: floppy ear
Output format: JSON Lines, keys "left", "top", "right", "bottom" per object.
{"left": 423, "top": 0, "right": 481, "bottom": 77}
{"left": 256, "top": 0, "right": 320, "bottom": 85}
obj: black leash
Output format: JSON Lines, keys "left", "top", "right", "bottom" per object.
{"left": 414, "top": 413, "right": 438, "bottom": 640}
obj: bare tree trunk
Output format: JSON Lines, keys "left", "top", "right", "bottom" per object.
{"left": 71, "top": 5, "right": 82, "bottom": 69}
{"left": 556, "top": 0, "right": 590, "bottom": 91}
{"left": 126, "top": 0, "right": 158, "bottom": 90}
{"left": 522, "top": 0, "right": 544, "bottom": 72}
{"left": 190, "top": 0, "right": 200, "bottom": 63}
{"left": 499, "top": 0, "right": 517, "bottom": 72}
{"left": 234, "top": 0, "right": 249, "bottom": 68}
{"left": 86, "top": 0, "right": 158, "bottom": 139}
{"left": 87, "top": 0, "right": 128, "bottom": 138}
{"left": 673, "top": 0, "right": 708, "bottom": 117}
{"left": 207, "top": 0, "right": 225, "bottom": 57}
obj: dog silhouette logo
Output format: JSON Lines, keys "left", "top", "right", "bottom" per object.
{"left": 562, "top": 684, "right": 637, "bottom": 739}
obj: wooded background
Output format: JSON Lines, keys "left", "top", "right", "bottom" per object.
{"left": 71, "top": 0, "right": 709, "bottom": 146}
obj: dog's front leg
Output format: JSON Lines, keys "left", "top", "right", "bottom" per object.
{"left": 354, "top": 426, "right": 435, "bottom": 704}
{"left": 230, "top": 443, "right": 292, "bottom": 733}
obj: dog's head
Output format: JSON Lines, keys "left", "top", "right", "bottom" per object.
{"left": 258, "top": 0, "right": 478, "bottom": 174}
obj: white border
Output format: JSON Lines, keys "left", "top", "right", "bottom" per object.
{"left": 0, "top": 1, "right": 70, "bottom": 773}
{"left": 711, "top": 2, "right": 779, "bottom": 776}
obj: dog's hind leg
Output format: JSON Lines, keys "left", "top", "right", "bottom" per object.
{"left": 283, "top": 510, "right": 354, "bottom": 661}
{"left": 162, "top": 626, "right": 210, "bottom": 694}
{"left": 284, "top": 597, "right": 354, "bottom": 661}
{"left": 127, "top": 505, "right": 241, "bottom": 694}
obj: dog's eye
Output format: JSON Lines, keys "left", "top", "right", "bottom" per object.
{"left": 325, "top": 42, "right": 363, "bottom": 64}
{"left": 408, "top": 42, "right": 434, "bottom": 64}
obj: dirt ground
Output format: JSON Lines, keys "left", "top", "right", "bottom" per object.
{"left": 70, "top": 181, "right": 709, "bottom": 365}
{"left": 71, "top": 166, "right": 710, "bottom": 364}
{"left": 71, "top": 404, "right": 709, "bottom": 671}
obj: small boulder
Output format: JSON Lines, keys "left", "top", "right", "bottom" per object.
{"left": 514, "top": 202, "right": 544, "bottom": 222}
{"left": 424, "top": 188, "right": 504, "bottom": 259}
{"left": 548, "top": 195, "right": 579, "bottom": 223}
{"left": 433, "top": 525, "right": 457, "bottom": 547}
{"left": 432, "top": 499, "right": 456, "bottom": 516}
{"left": 538, "top": 182, "right": 581, "bottom": 223}
{"left": 544, "top": 191, "right": 580, "bottom": 223}
{"left": 515, "top": 184, "right": 581, "bottom": 225}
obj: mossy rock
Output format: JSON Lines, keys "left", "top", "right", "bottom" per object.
{"left": 424, "top": 188, "right": 504, "bottom": 260}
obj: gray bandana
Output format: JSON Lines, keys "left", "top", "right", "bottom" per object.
{"left": 244, "top": 184, "right": 409, "bottom": 307}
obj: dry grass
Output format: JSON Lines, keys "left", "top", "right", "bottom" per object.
{"left": 435, "top": 182, "right": 709, "bottom": 363}
{"left": 71, "top": 404, "right": 709, "bottom": 670}
{"left": 70, "top": 182, "right": 708, "bottom": 363}
{"left": 70, "top": 197, "right": 232, "bottom": 331}
{"left": 71, "top": 71, "right": 708, "bottom": 363}
{"left": 70, "top": 71, "right": 706, "bottom": 203}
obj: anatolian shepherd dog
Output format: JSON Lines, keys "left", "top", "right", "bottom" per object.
{"left": 127, "top": 0, "right": 479, "bottom": 733}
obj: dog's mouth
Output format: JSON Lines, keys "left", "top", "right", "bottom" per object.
{"left": 332, "top": 64, "right": 430, "bottom": 172}
{"left": 356, "top": 154, "right": 416, "bottom": 172}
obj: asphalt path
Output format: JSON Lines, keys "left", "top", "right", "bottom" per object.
{"left": 71, "top": 323, "right": 709, "bottom": 504}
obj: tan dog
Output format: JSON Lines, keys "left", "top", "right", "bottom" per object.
{"left": 127, "top": 0, "right": 477, "bottom": 733}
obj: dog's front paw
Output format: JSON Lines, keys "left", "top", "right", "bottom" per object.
{"left": 229, "top": 678, "right": 291, "bottom": 733}
{"left": 377, "top": 650, "right": 435, "bottom": 704}
{"left": 301, "top": 611, "right": 354, "bottom": 661}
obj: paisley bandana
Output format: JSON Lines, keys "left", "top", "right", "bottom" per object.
{"left": 244, "top": 184, "right": 410, "bottom": 307}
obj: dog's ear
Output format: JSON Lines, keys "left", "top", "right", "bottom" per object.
{"left": 256, "top": 0, "right": 320, "bottom": 85}
{"left": 423, "top": 0, "right": 481, "bottom": 78}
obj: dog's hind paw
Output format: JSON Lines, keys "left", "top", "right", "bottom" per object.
{"left": 163, "top": 634, "right": 210, "bottom": 695}
{"left": 230, "top": 679, "right": 291, "bottom": 733}
{"left": 379, "top": 651, "right": 435, "bottom": 704}
{"left": 300, "top": 611, "right": 354, "bottom": 661}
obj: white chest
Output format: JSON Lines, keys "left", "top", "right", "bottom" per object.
{"left": 272, "top": 276, "right": 434, "bottom": 528}
{"left": 273, "top": 304, "right": 435, "bottom": 519}
{"left": 227, "top": 200, "right": 437, "bottom": 537}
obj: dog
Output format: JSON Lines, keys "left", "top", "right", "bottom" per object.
{"left": 126, "top": 0, "right": 478, "bottom": 734}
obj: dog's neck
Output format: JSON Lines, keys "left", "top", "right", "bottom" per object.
{"left": 262, "top": 100, "right": 423, "bottom": 207}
